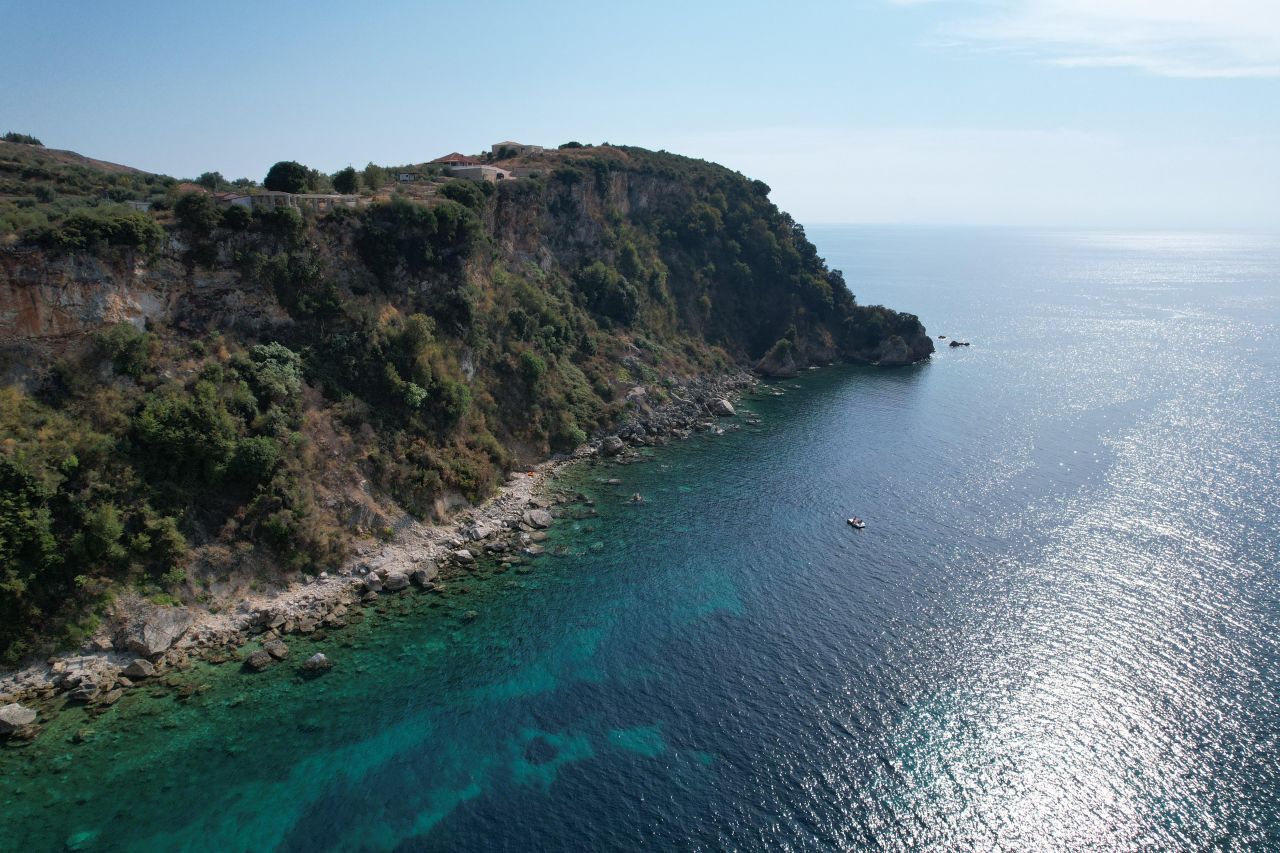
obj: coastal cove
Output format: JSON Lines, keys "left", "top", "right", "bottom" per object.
{"left": 3, "top": 226, "right": 1279, "bottom": 850}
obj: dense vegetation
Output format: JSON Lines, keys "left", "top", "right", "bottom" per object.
{"left": 0, "top": 141, "right": 929, "bottom": 663}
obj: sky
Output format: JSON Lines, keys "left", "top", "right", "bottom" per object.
{"left": 1, "top": 0, "right": 1277, "bottom": 229}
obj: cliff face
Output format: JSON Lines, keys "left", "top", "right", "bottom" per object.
{"left": 0, "top": 143, "right": 930, "bottom": 663}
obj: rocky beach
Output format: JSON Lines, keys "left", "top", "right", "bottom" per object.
{"left": 0, "top": 372, "right": 757, "bottom": 741}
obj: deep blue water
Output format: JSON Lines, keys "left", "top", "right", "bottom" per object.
{"left": 3, "top": 227, "right": 1279, "bottom": 851}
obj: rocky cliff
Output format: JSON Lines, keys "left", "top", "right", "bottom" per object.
{"left": 0, "top": 142, "right": 930, "bottom": 664}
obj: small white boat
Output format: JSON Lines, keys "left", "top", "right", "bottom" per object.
{"left": 847, "top": 517, "right": 866, "bottom": 529}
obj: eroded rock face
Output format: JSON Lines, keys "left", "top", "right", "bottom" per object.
{"left": 754, "top": 347, "right": 799, "bottom": 378}
{"left": 0, "top": 703, "right": 37, "bottom": 735}
{"left": 123, "top": 606, "right": 193, "bottom": 657}
{"left": 873, "top": 330, "right": 935, "bottom": 366}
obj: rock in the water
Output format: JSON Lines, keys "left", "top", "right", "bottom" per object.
{"left": 67, "top": 682, "right": 100, "bottom": 704}
{"left": 0, "top": 703, "right": 37, "bottom": 734}
{"left": 601, "top": 435, "right": 625, "bottom": 456}
{"left": 709, "top": 397, "right": 736, "bottom": 417}
{"left": 301, "top": 653, "right": 332, "bottom": 674}
{"left": 244, "top": 650, "right": 273, "bottom": 672}
{"left": 124, "top": 606, "right": 194, "bottom": 657}
{"left": 263, "top": 640, "right": 289, "bottom": 660}
{"left": 462, "top": 610, "right": 479, "bottom": 622}
{"left": 97, "top": 688, "right": 123, "bottom": 706}
{"left": 410, "top": 563, "right": 439, "bottom": 586}
{"left": 452, "top": 549, "right": 475, "bottom": 564}
{"left": 382, "top": 571, "right": 410, "bottom": 592}
{"left": 523, "top": 509, "right": 553, "bottom": 529}
{"left": 122, "top": 659, "right": 156, "bottom": 679}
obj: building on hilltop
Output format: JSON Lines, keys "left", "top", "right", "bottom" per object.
{"left": 448, "top": 165, "right": 510, "bottom": 183}
{"left": 491, "top": 141, "right": 543, "bottom": 157}
{"left": 430, "top": 152, "right": 480, "bottom": 167}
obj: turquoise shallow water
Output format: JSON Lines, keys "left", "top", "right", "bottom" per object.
{"left": 3, "top": 227, "right": 1279, "bottom": 851}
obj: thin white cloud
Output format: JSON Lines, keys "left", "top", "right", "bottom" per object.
{"left": 896, "top": 0, "right": 1280, "bottom": 78}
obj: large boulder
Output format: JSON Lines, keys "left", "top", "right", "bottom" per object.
{"left": 67, "top": 682, "right": 100, "bottom": 704}
{"left": 0, "top": 703, "right": 37, "bottom": 735}
{"left": 124, "top": 606, "right": 193, "bottom": 657}
{"left": 601, "top": 435, "right": 625, "bottom": 457}
{"left": 382, "top": 571, "right": 410, "bottom": 592}
{"left": 122, "top": 659, "right": 156, "bottom": 679}
{"left": 709, "top": 398, "right": 736, "bottom": 417}
{"left": 263, "top": 640, "right": 289, "bottom": 660}
{"left": 523, "top": 509, "right": 553, "bottom": 529}
{"left": 410, "top": 562, "right": 439, "bottom": 587}
{"left": 452, "top": 549, "right": 475, "bottom": 564}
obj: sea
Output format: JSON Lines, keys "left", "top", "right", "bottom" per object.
{"left": 2, "top": 226, "right": 1278, "bottom": 851}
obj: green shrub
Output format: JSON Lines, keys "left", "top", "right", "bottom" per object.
{"left": 221, "top": 203, "right": 251, "bottom": 230}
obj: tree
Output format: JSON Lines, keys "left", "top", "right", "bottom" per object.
{"left": 264, "top": 160, "right": 311, "bottom": 194}
{"left": 362, "top": 163, "right": 387, "bottom": 189}
{"left": 332, "top": 166, "right": 359, "bottom": 194}
{"left": 3, "top": 132, "right": 42, "bottom": 146}
{"left": 174, "top": 191, "right": 220, "bottom": 236}
{"left": 196, "top": 171, "right": 224, "bottom": 191}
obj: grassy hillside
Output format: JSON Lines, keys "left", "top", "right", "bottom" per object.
{"left": 0, "top": 141, "right": 931, "bottom": 663}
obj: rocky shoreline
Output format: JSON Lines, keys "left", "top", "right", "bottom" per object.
{"left": 0, "top": 371, "right": 758, "bottom": 742}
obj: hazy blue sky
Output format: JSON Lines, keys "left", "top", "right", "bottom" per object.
{"left": 2, "top": 0, "right": 1277, "bottom": 228}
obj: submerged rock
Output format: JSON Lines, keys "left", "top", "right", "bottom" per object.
{"left": 263, "top": 640, "right": 289, "bottom": 660}
{"left": 244, "top": 650, "right": 273, "bottom": 672}
{"left": 300, "top": 653, "right": 332, "bottom": 675}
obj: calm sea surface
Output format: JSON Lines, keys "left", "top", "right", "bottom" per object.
{"left": 2, "top": 227, "right": 1278, "bottom": 851}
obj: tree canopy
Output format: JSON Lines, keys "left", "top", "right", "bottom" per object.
{"left": 264, "top": 160, "right": 312, "bottom": 194}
